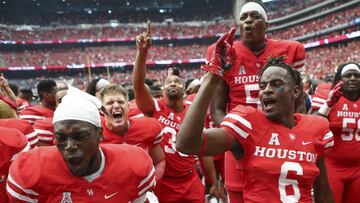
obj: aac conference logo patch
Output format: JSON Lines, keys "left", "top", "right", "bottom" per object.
{"left": 60, "top": 192, "right": 73, "bottom": 203}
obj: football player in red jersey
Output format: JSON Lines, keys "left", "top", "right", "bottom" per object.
{"left": 33, "top": 87, "right": 68, "bottom": 146}
{"left": 207, "top": 1, "right": 306, "bottom": 202}
{"left": 0, "top": 99, "right": 38, "bottom": 148}
{"left": 7, "top": 87, "right": 155, "bottom": 203}
{"left": 99, "top": 84, "right": 166, "bottom": 181}
{"left": 20, "top": 80, "right": 58, "bottom": 124}
{"left": 0, "top": 127, "right": 29, "bottom": 203}
{"left": 316, "top": 63, "right": 360, "bottom": 203}
{"left": 177, "top": 56, "right": 334, "bottom": 203}
{"left": 133, "top": 21, "right": 222, "bottom": 202}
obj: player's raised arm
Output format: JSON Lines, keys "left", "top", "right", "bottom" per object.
{"left": 132, "top": 20, "right": 154, "bottom": 116}
{"left": 176, "top": 72, "right": 236, "bottom": 156}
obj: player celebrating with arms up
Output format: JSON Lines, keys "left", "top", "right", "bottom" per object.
{"left": 176, "top": 34, "right": 334, "bottom": 202}
{"left": 316, "top": 63, "right": 360, "bottom": 203}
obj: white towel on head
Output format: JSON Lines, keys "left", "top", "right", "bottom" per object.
{"left": 53, "top": 86, "right": 102, "bottom": 127}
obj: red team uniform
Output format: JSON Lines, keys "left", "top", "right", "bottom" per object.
{"left": 33, "top": 118, "right": 55, "bottom": 145}
{"left": 128, "top": 100, "right": 145, "bottom": 118}
{"left": 16, "top": 98, "right": 31, "bottom": 113}
{"left": 7, "top": 144, "right": 155, "bottom": 203}
{"left": 0, "top": 119, "right": 38, "bottom": 148}
{"left": 207, "top": 39, "right": 305, "bottom": 200}
{"left": 151, "top": 98, "right": 205, "bottom": 202}
{"left": 325, "top": 96, "right": 360, "bottom": 203}
{"left": 19, "top": 105, "right": 54, "bottom": 124}
{"left": 310, "top": 82, "right": 332, "bottom": 111}
{"left": 0, "top": 127, "right": 29, "bottom": 202}
{"left": 220, "top": 106, "right": 333, "bottom": 202}
{"left": 101, "top": 116, "right": 163, "bottom": 151}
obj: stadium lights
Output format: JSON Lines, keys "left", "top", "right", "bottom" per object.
{"left": 2, "top": 1, "right": 5, "bottom": 4}
{"left": 108, "top": 10, "right": 112, "bottom": 14}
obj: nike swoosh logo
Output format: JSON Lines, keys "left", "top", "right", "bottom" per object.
{"left": 302, "top": 141, "right": 312, "bottom": 145}
{"left": 104, "top": 192, "right": 118, "bottom": 199}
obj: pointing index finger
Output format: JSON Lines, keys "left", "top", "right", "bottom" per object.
{"left": 146, "top": 20, "right": 151, "bottom": 37}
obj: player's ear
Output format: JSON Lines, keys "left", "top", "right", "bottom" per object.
{"left": 265, "top": 22, "right": 269, "bottom": 32}
{"left": 293, "top": 85, "right": 301, "bottom": 100}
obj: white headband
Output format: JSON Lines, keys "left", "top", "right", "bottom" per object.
{"left": 240, "top": 2, "right": 268, "bottom": 22}
{"left": 341, "top": 64, "right": 360, "bottom": 76}
{"left": 53, "top": 86, "right": 102, "bottom": 127}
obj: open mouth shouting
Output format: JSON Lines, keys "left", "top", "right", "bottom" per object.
{"left": 262, "top": 98, "right": 276, "bottom": 112}
{"left": 112, "top": 111, "right": 123, "bottom": 123}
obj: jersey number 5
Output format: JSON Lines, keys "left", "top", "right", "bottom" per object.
{"left": 341, "top": 118, "right": 360, "bottom": 141}
{"left": 279, "top": 162, "right": 303, "bottom": 203}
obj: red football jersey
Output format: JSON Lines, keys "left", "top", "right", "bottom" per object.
{"left": 326, "top": 96, "right": 360, "bottom": 164}
{"left": 19, "top": 105, "right": 54, "bottom": 124}
{"left": 151, "top": 98, "right": 197, "bottom": 178}
{"left": 101, "top": 116, "right": 163, "bottom": 151}
{"left": 128, "top": 99, "right": 145, "bottom": 118}
{"left": 0, "top": 127, "right": 29, "bottom": 202}
{"left": 206, "top": 38, "right": 306, "bottom": 191}
{"left": 207, "top": 39, "right": 305, "bottom": 110}
{"left": 310, "top": 82, "right": 332, "bottom": 111}
{"left": 16, "top": 98, "right": 31, "bottom": 113}
{"left": 7, "top": 144, "right": 155, "bottom": 203}
{"left": 220, "top": 105, "right": 333, "bottom": 202}
{"left": 33, "top": 118, "right": 54, "bottom": 145}
{"left": 0, "top": 119, "right": 38, "bottom": 148}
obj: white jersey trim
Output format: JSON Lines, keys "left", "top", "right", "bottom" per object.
{"left": 7, "top": 174, "right": 39, "bottom": 195}
{"left": 153, "top": 99, "right": 160, "bottom": 112}
{"left": 225, "top": 114, "right": 253, "bottom": 130}
{"left": 138, "top": 167, "right": 155, "bottom": 188}
{"left": 11, "top": 142, "right": 30, "bottom": 161}
{"left": 19, "top": 115, "right": 44, "bottom": 120}
{"left": 34, "top": 129, "right": 53, "bottom": 135}
{"left": 222, "top": 121, "right": 249, "bottom": 139}
{"left": 138, "top": 177, "right": 156, "bottom": 196}
{"left": 6, "top": 184, "right": 38, "bottom": 203}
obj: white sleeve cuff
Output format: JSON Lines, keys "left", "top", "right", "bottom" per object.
{"left": 318, "top": 102, "right": 331, "bottom": 116}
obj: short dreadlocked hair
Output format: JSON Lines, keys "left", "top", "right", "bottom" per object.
{"left": 257, "top": 56, "right": 302, "bottom": 86}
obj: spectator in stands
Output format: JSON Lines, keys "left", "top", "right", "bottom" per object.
{"left": 86, "top": 78, "right": 110, "bottom": 98}
{"left": 20, "top": 80, "right": 57, "bottom": 124}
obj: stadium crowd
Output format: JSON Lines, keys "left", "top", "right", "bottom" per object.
{"left": 0, "top": 3, "right": 358, "bottom": 42}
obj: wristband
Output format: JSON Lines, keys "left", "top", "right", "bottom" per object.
{"left": 318, "top": 102, "right": 331, "bottom": 116}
